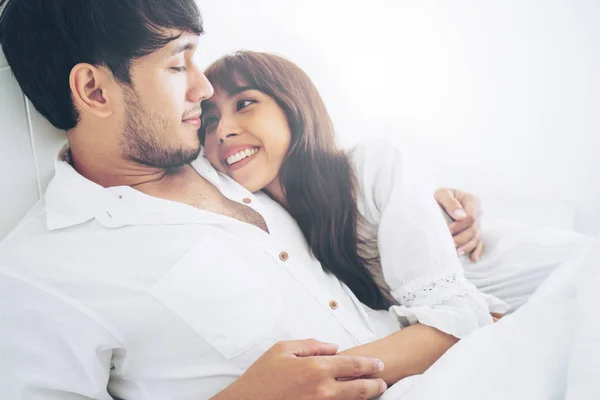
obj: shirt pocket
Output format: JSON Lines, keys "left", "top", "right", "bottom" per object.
{"left": 149, "top": 239, "right": 282, "bottom": 360}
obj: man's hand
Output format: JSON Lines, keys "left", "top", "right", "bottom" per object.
{"left": 212, "top": 339, "right": 387, "bottom": 400}
{"left": 435, "top": 188, "right": 483, "bottom": 262}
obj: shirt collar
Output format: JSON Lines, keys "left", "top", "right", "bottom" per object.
{"left": 45, "top": 146, "right": 231, "bottom": 231}
{"left": 45, "top": 146, "right": 117, "bottom": 230}
{"left": 191, "top": 148, "right": 223, "bottom": 191}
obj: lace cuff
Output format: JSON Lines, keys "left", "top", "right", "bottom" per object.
{"left": 389, "top": 273, "right": 508, "bottom": 338}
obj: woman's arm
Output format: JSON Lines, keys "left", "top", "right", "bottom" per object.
{"left": 339, "top": 323, "right": 458, "bottom": 386}
{"left": 351, "top": 141, "right": 507, "bottom": 339}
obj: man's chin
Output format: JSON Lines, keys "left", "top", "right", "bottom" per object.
{"left": 163, "top": 146, "right": 202, "bottom": 169}
{"left": 130, "top": 145, "right": 201, "bottom": 170}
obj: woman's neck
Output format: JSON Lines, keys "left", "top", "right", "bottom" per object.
{"left": 264, "top": 178, "right": 287, "bottom": 207}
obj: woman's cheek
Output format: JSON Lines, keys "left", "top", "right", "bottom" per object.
{"left": 204, "top": 148, "right": 220, "bottom": 170}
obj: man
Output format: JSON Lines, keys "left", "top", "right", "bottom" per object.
{"left": 0, "top": 0, "right": 492, "bottom": 399}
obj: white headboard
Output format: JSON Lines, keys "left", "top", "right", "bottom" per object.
{"left": 0, "top": 49, "right": 66, "bottom": 241}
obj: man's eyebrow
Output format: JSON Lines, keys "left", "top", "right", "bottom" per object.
{"left": 169, "top": 42, "right": 197, "bottom": 58}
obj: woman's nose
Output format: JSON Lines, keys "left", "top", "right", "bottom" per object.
{"left": 219, "top": 132, "right": 239, "bottom": 144}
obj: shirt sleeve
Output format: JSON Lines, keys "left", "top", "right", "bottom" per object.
{"left": 350, "top": 140, "right": 508, "bottom": 338}
{"left": 0, "top": 270, "right": 121, "bottom": 400}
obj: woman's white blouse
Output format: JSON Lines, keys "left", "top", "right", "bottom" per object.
{"left": 350, "top": 140, "right": 507, "bottom": 338}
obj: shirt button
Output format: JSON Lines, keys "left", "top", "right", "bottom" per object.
{"left": 329, "top": 300, "right": 339, "bottom": 310}
{"left": 242, "top": 197, "right": 252, "bottom": 204}
{"left": 279, "top": 251, "right": 289, "bottom": 261}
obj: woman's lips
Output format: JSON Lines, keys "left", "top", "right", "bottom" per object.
{"left": 227, "top": 149, "right": 259, "bottom": 172}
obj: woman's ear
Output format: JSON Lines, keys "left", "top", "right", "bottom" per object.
{"left": 69, "top": 63, "right": 114, "bottom": 119}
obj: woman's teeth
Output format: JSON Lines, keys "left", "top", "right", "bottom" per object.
{"left": 226, "top": 148, "right": 258, "bottom": 166}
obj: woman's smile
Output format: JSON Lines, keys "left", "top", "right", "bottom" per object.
{"left": 224, "top": 147, "right": 260, "bottom": 171}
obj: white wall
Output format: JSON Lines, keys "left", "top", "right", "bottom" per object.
{"left": 197, "top": 0, "right": 600, "bottom": 234}
{"left": 0, "top": 0, "right": 598, "bottom": 240}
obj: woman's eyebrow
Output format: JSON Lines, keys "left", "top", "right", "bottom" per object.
{"left": 228, "top": 85, "right": 254, "bottom": 96}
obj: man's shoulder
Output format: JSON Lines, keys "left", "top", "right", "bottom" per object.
{"left": 0, "top": 198, "right": 48, "bottom": 250}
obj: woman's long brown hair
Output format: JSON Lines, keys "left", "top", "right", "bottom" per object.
{"left": 200, "top": 51, "right": 392, "bottom": 310}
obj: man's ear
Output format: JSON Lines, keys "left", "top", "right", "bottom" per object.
{"left": 69, "top": 63, "right": 115, "bottom": 119}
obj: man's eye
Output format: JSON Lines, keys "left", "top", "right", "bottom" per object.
{"left": 236, "top": 99, "right": 255, "bottom": 110}
{"left": 170, "top": 66, "right": 187, "bottom": 72}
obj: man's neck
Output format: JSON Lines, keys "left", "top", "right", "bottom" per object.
{"left": 70, "top": 147, "right": 174, "bottom": 188}
{"left": 66, "top": 128, "right": 188, "bottom": 192}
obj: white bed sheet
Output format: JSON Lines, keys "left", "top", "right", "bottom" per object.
{"left": 380, "top": 236, "right": 600, "bottom": 400}
{"left": 463, "top": 217, "right": 591, "bottom": 312}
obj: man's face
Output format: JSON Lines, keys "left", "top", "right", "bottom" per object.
{"left": 119, "top": 32, "right": 214, "bottom": 169}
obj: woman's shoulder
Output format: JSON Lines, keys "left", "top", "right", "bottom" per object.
{"left": 347, "top": 138, "right": 399, "bottom": 159}
{"left": 346, "top": 138, "right": 407, "bottom": 176}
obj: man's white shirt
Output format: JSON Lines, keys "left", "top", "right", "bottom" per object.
{"left": 0, "top": 147, "right": 398, "bottom": 399}
{"left": 0, "top": 142, "right": 500, "bottom": 399}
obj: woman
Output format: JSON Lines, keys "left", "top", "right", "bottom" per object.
{"left": 199, "top": 51, "right": 507, "bottom": 383}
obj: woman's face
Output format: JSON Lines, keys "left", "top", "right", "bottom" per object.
{"left": 201, "top": 86, "right": 292, "bottom": 194}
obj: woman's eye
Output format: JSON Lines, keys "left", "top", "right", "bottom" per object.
{"left": 236, "top": 99, "right": 255, "bottom": 110}
{"left": 170, "top": 66, "right": 187, "bottom": 72}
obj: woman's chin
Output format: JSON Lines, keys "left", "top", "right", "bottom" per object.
{"left": 230, "top": 173, "right": 268, "bottom": 194}
{"left": 242, "top": 180, "right": 266, "bottom": 194}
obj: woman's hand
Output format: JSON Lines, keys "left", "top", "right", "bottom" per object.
{"left": 435, "top": 188, "right": 483, "bottom": 262}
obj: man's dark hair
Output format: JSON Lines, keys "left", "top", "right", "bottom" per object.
{"left": 0, "top": 0, "right": 203, "bottom": 130}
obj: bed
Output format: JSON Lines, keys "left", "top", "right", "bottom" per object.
{"left": 381, "top": 221, "right": 598, "bottom": 399}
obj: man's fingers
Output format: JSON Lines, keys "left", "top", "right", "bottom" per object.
{"left": 330, "top": 356, "right": 384, "bottom": 378}
{"left": 457, "top": 237, "right": 479, "bottom": 256}
{"left": 285, "top": 339, "right": 339, "bottom": 357}
{"left": 435, "top": 188, "right": 467, "bottom": 220}
{"left": 471, "top": 241, "right": 484, "bottom": 262}
{"left": 334, "top": 378, "right": 387, "bottom": 400}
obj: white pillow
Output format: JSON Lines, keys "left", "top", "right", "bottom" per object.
{"left": 463, "top": 217, "right": 591, "bottom": 312}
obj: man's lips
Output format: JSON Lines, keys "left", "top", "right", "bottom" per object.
{"left": 182, "top": 117, "right": 201, "bottom": 127}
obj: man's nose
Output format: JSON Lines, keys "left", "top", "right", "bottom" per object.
{"left": 188, "top": 68, "right": 215, "bottom": 103}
